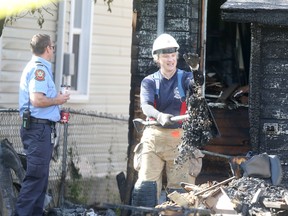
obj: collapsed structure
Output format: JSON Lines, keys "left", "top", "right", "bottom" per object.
{"left": 154, "top": 2, "right": 288, "bottom": 214}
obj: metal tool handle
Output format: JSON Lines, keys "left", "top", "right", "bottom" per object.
{"left": 145, "top": 114, "right": 189, "bottom": 126}
{"left": 201, "top": 150, "right": 231, "bottom": 159}
{"left": 133, "top": 114, "right": 189, "bottom": 133}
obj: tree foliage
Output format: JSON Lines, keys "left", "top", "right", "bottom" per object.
{"left": 94, "top": 0, "right": 113, "bottom": 12}
{"left": 1, "top": 0, "right": 113, "bottom": 36}
{"left": 5, "top": 4, "right": 55, "bottom": 29}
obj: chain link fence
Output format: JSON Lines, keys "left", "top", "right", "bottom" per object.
{"left": 0, "top": 109, "right": 128, "bottom": 208}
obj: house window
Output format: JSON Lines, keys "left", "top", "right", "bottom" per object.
{"left": 69, "top": 0, "right": 93, "bottom": 96}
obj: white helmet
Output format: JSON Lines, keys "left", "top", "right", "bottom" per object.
{"left": 152, "top": 33, "right": 179, "bottom": 56}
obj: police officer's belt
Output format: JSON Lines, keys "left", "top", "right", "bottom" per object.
{"left": 31, "top": 117, "right": 55, "bottom": 126}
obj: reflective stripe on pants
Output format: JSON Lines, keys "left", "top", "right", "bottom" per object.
{"left": 136, "top": 126, "right": 196, "bottom": 199}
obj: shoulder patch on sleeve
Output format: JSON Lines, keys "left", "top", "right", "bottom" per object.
{"left": 35, "top": 69, "right": 45, "bottom": 81}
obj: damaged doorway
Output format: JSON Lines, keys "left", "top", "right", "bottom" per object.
{"left": 198, "top": 0, "right": 252, "bottom": 182}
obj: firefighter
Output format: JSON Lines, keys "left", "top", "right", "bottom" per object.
{"left": 132, "top": 33, "right": 204, "bottom": 206}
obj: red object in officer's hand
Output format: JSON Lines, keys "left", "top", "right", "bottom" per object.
{"left": 60, "top": 110, "right": 70, "bottom": 123}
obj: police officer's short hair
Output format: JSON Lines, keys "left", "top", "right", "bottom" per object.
{"left": 30, "top": 34, "right": 51, "bottom": 55}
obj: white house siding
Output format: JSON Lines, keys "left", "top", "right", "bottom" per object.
{"left": 88, "top": 0, "right": 132, "bottom": 117}
{"left": 0, "top": 5, "right": 58, "bottom": 108}
{"left": 70, "top": 1, "right": 132, "bottom": 205}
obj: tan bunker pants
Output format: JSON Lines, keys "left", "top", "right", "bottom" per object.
{"left": 134, "top": 126, "right": 203, "bottom": 199}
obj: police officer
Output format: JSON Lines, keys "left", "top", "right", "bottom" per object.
{"left": 16, "top": 34, "right": 70, "bottom": 216}
{"left": 132, "top": 33, "right": 204, "bottom": 205}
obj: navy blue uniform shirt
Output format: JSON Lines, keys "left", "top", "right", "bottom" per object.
{"left": 140, "top": 69, "right": 194, "bottom": 127}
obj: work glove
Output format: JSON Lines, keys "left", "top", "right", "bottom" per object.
{"left": 183, "top": 53, "right": 204, "bottom": 86}
{"left": 157, "top": 113, "right": 174, "bottom": 126}
{"left": 183, "top": 53, "right": 199, "bottom": 70}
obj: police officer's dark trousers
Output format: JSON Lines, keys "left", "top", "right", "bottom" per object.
{"left": 15, "top": 122, "right": 54, "bottom": 216}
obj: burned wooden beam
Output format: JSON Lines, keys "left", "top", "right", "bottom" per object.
{"left": 194, "top": 176, "right": 236, "bottom": 196}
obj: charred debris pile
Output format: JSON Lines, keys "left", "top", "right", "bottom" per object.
{"left": 175, "top": 53, "right": 248, "bottom": 166}
{"left": 157, "top": 176, "right": 288, "bottom": 216}
{"left": 175, "top": 54, "right": 223, "bottom": 166}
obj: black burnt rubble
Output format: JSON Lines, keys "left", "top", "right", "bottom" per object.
{"left": 175, "top": 68, "right": 248, "bottom": 167}
{"left": 156, "top": 177, "right": 288, "bottom": 216}
{"left": 225, "top": 177, "right": 288, "bottom": 215}
{"left": 175, "top": 86, "right": 214, "bottom": 166}
{"left": 175, "top": 53, "right": 222, "bottom": 167}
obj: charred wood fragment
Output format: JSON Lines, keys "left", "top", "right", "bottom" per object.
{"left": 175, "top": 86, "right": 216, "bottom": 166}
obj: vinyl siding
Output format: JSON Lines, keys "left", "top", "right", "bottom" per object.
{"left": 54, "top": 0, "right": 132, "bottom": 117}
{"left": 88, "top": 0, "right": 132, "bottom": 117}
{"left": 0, "top": 5, "right": 58, "bottom": 108}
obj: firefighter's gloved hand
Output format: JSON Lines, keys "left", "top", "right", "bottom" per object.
{"left": 184, "top": 53, "right": 204, "bottom": 86}
{"left": 157, "top": 113, "right": 174, "bottom": 126}
{"left": 183, "top": 53, "right": 199, "bottom": 70}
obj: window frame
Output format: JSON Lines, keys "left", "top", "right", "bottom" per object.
{"left": 67, "top": 0, "right": 94, "bottom": 101}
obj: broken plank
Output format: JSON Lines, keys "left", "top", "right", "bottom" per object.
{"left": 263, "top": 198, "right": 288, "bottom": 210}
{"left": 194, "top": 176, "right": 236, "bottom": 196}
{"left": 180, "top": 182, "right": 201, "bottom": 192}
{"left": 251, "top": 188, "right": 264, "bottom": 204}
{"left": 217, "top": 83, "right": 239, "bottom": 102}
{"left": 167, "top": 191, "right": 189, "bottom": 207}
